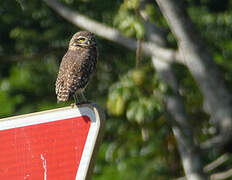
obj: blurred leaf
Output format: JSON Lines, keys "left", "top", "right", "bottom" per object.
{"left": 1, "top": 0, "right": 231, "bottom": 179}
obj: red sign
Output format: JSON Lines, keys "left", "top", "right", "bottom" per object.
{"left": 0, "top": 105, "right": 104, "bottom": 180}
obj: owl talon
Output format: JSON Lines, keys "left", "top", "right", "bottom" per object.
{"left": 71, "top": 103, "right": 77, "bottom": 108}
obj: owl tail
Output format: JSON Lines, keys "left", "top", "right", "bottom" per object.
{"left": 57, "top": 93, "right": 69, "bottom": 102}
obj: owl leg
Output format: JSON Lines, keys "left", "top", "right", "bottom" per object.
{"left": 80, "top": 91, "right": 88, "bottom": 104}
{"left": 72, "top": 91, "right": 88, "bottom": 107}
{"left": 72, "top": 92, "right": 81, "bottom": 107}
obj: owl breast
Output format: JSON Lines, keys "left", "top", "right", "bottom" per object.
{"left": 56, "top": 47, "right": 97, "bottom": 102}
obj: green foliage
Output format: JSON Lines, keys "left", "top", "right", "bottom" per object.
{"left": 114, "top": 1, "right": 145, "bottom": 39}
{"left": 0, "top": 0, "right": 231, "bottom": 179}
{"left": 107, "top": 66, "right": 164, "bottom": 125}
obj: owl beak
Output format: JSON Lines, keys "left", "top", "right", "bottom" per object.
{"left": 72, "top": 40, "right": 92, "bottom": 47}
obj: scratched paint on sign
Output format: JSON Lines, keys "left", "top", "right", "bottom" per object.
{"left": 0, "top": 116, "right": 91, "bottom": 180}
{"left": 41, "top": 154, "right": 47, "bottom": 180}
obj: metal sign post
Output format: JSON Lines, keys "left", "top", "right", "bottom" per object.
{"left": 0, "top": 104, "right": 104, "bottom": 180}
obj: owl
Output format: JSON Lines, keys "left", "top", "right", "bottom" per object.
{"left": 55, "top": 31, "right": 98, "bottom": 105}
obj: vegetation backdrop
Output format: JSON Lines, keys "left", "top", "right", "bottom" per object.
{"left": 0, "top": 0, "right": 232, "bottom": 179}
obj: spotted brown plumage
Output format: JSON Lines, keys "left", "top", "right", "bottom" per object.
{"left": 55, "top": 31, "right": 98, "bottom": 104}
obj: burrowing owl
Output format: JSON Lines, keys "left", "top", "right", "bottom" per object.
{"left": 55, "top": 31, "right": 98, "bottom": 105}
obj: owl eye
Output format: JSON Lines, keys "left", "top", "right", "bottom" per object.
{"left": 76, "top": 37, "right": 86, "bottom": 42}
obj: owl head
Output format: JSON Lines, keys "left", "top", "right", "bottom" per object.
{"left": 68, "top": 31, "right": 97, "bottom": 50}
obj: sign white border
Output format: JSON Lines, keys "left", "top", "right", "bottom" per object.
{"left": 0, "top": 106, "right": 101, "bottom": 180}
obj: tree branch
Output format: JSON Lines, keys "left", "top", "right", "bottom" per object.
{"left": 152, "top": 57, "right": 208, "bottom": 180}
{"left": 200, "top": 134, "right": 232, "bottom": 151}
{"left": 156, "top": 0, "right": 232, "bottom": 148}
{"left": 139, "top": 0, "right": 169, "bottom": 46}
{"left": 211, "top": 168, "right": 232, "bottom": 180}
{"left": 204, "top": 153, "right": 230, "bottom": 172}
{"left": 42, "top": 0, "right": 180, "bottom": 64}
{"left": 175, "top": 153, "right": 230, "bottom": 180}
